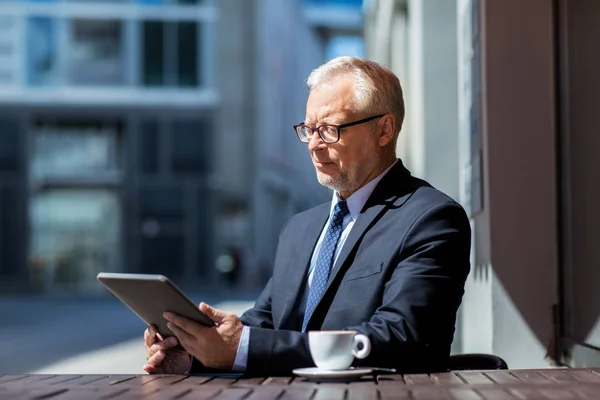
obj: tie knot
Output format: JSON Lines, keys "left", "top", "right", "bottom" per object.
{"left": 332, "top": 200, "right": 349, "bottom": 221}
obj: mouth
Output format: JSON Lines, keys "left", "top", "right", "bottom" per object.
{"left": 314, "top": 160, "right": 335, "bottom": 168}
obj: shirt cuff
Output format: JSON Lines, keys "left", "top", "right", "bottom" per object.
{"left": 232, "top": 325, "right": 250, "bottom": 372}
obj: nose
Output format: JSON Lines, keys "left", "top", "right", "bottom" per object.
{"left": 307, "top": 129, "right": 325, "bottom": 152}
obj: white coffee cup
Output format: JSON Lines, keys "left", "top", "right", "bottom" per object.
{"left": 308, "top": 330, "right": 371, "bottom": 370}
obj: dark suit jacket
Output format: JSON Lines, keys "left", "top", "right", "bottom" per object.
{"left": 192, "top": 160, "right": 471, "bottom": 376}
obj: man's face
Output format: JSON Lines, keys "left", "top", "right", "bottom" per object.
{"left": 305, "top": 76, "right": 383, "bottom": 199}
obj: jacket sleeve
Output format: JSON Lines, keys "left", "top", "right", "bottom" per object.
{"left": 241, "top": 202, "right": 471, "bottom": 376}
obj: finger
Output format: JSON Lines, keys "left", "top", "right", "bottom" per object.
{"left": 148, "top": 336, "right": 179, "bottom": 359}
{"left": 199, "top": 302, "right": 229, "bottom": 324}
{"left": 143, "top": 364, "right": 161, "bottom": 374}
{"left": 144, "top": 326, "right": 158, "bottom": 349}
{"left": 147, "top": 349, "right": 166, "bottom": 367}
{"left": 164, "top": 313, "right": 198, "bottom": 335}
{"left": 168, "top": 321, "right": 196, "bottom": 346}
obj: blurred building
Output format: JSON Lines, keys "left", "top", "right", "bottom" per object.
{"left": 0, "top": 0, "right": 363, "bottom": 294}
{"left": 365, "top": 0, "right": 600, "bottom": 370}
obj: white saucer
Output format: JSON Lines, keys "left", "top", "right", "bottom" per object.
{"left": 292, "top": 367, "right": 373, "bottom": 381}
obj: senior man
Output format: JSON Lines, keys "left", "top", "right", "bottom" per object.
{"left": 144, "top": 56, "right": 471, "bottom": 376}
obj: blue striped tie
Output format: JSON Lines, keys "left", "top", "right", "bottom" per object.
{"left": 302, "top": 200, "right": 349, "bottom": 332}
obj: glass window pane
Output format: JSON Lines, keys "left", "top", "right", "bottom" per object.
{"left": 139, "top": 185, "right": 184, "bottom": 220}
{"left": 142, "top": 21, "right": 164, "bottom": 86}
{"left": 171, "top": 120, "right": 209, "bottom": 173}
{"left": 30, "top": 122, "right": 121, "bottom": 179}
{"left": 0, "top": 16, "right": 17, "bottom": 86}
{"left": 0, "top": 186, "right": 22, "bottom": 277}
{"left": 70, "top": 20, "right": 124, "bottom": 85}
{"left": 26, "top": 17, "right": 59, "bottom": 86}
{"left": 139, "top": 120, "right": 159, "bottom": 175}
{"left": 177, "top": 22, "right": 198, "bottom": 87}
{"left": 29, "top": 189, "right": 121, "bottom": 292}
{"left": 0, "top": 119, "right": 20, "bottom": 172}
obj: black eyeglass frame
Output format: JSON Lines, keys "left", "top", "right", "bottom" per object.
{"left": 293, "top": 114, "right": 386, "bottom": 144}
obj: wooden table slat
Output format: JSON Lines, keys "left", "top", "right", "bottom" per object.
{"left": 538, "top": 388, "right": 579, "bottom": 400}
{"left": 403, "top": 373, "right": 434, "bottom": 385}
{"left": 431, "top": 372, "right": 466, "bottom": 385}
{"left": 312, "top": 387, "right": 346, "bottom": 400}
{"left": 0, "top": 375, "right": 29, "bottom": 384}
{"left": 346, "top": 386, "right": 378, "bottom": 400}
{"left": 143, "top": 387, "right": 193, "bottom": 400}
{"left": 448, "top": 388, "right": 484, "bottom": 400}
{"left": 474, "top": 388, "right": 519, "bottom": 400}
{"left": 571, "top": 386, "right": 600, "bottom": 400}
{"left": 379, "top": 387, "right": 412, "bottom": 400}
{"left": 410, "top": 387, "right": 454, "bottom": 400}
{"left": 141, "top": 375, "right": 189, "bottom": 389}
{"left": 101, "top": 387, "right": 160, "bottom": 400}
{"left": 482, "top": 371, "right": 522, "bottom": 385}
{"left": 178, "top": 387, "right": 221, "bottom": 399}
{"left": 0, "top": 388, "right": 67, "bottom": 400}
{"left": 230, "top": 377, "right": 266, "bottom": 387}
{"left": 537, "top": 369, "right": 579, "bottom": 382}
{"left": 111, "top": 375, "right": 162, "bottom": 386}
{"left": 509, "top": 387, "right": 545, "bottom": 400}
{"left": 244, "top": 387, "right": 285, "bottom": 400}
{"left": 278, "top": 388, "right": 316, "bottom": 400}
{"left": 54, "top": 375, "right": 111, "bottom": 386}
{"left": 509, "top": 371, "right": 553, "bottom": 384}
{"left": 211, "top": 388, "right": 252, "bottom": 400}
{"left": 567, "top": 370, "right": 600, "bottom": 382}
{"left": 456, "top": 372, "right": 494, "bottom": 385}
{"left": 262, "top": 376, "right": 293, "bottom": 385}
{"left": 377, "top": 374, "right": 406, "bottom": 386}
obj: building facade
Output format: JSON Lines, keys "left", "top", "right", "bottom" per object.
{"left": 364, "top": 0, "right": 600, "bottom": 369}
{"left": 0, "top": 0, "right": 365, "bottom": 294}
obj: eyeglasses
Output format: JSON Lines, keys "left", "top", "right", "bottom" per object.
{"left": 293, "top": 114, "right": 385, "bottom": 144}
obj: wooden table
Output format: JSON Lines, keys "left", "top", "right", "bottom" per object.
{"left": 1, "top": 368, "right": 600, "bottom": 399}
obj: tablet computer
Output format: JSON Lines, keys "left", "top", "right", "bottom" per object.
{"left": 97, "top": 272, "right": 215, "bottom": 339}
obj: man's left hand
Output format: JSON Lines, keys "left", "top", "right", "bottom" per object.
{"left": 163, "top": 302, "right": 244, "bottom": 370}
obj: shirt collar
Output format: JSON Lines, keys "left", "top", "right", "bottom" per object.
{"left": 329, "top": 159, "right": 398, "bottom": 220}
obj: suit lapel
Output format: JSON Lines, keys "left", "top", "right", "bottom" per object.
{"left": 325, "top": 160, "right": 412, "bottom": 291}
{"left": 278, "top": 202, "right": 330, "bottom": 329}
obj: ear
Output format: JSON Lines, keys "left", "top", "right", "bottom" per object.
{"left": 378, "top": 114, "right": 396, "bottom": 147}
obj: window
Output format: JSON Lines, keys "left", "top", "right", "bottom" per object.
{"left": 141, "top": 21, "right": 200, "bottom": 87}
{"left": 26, "top": 17, "right": 59, "bottom": 86}
{"left": 0, "top": 16, "right": 17, "bottom": 86}
{"left": 171, "top": 120, "right": 209, "bottom": 173}
{"left": 29, "top": 189, "right": 122, "bottom": 292}
{"left": 30, "top": 122, "right": 121, "bottom": 180}
{"left": 70, "top": 20, "right": 124, "bottom": 85}
{"left": 139, "top": 120, "right": 159, "bottom": 174}
{"left": 141, "top": 21, "right": 164, "bottom": 86}
{"left": 0, "top": 119, "right": 20, "bottom": 172}
{"left": 177, "top": 22, "right": 198, "bottom": 87}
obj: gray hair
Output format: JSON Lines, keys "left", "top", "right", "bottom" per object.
{"left": 306, "top": 56, "right": 405, "bottom": 137}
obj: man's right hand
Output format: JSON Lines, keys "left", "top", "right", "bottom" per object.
{"left": 143, "top": 325, "right": 192, "bottom": 374}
